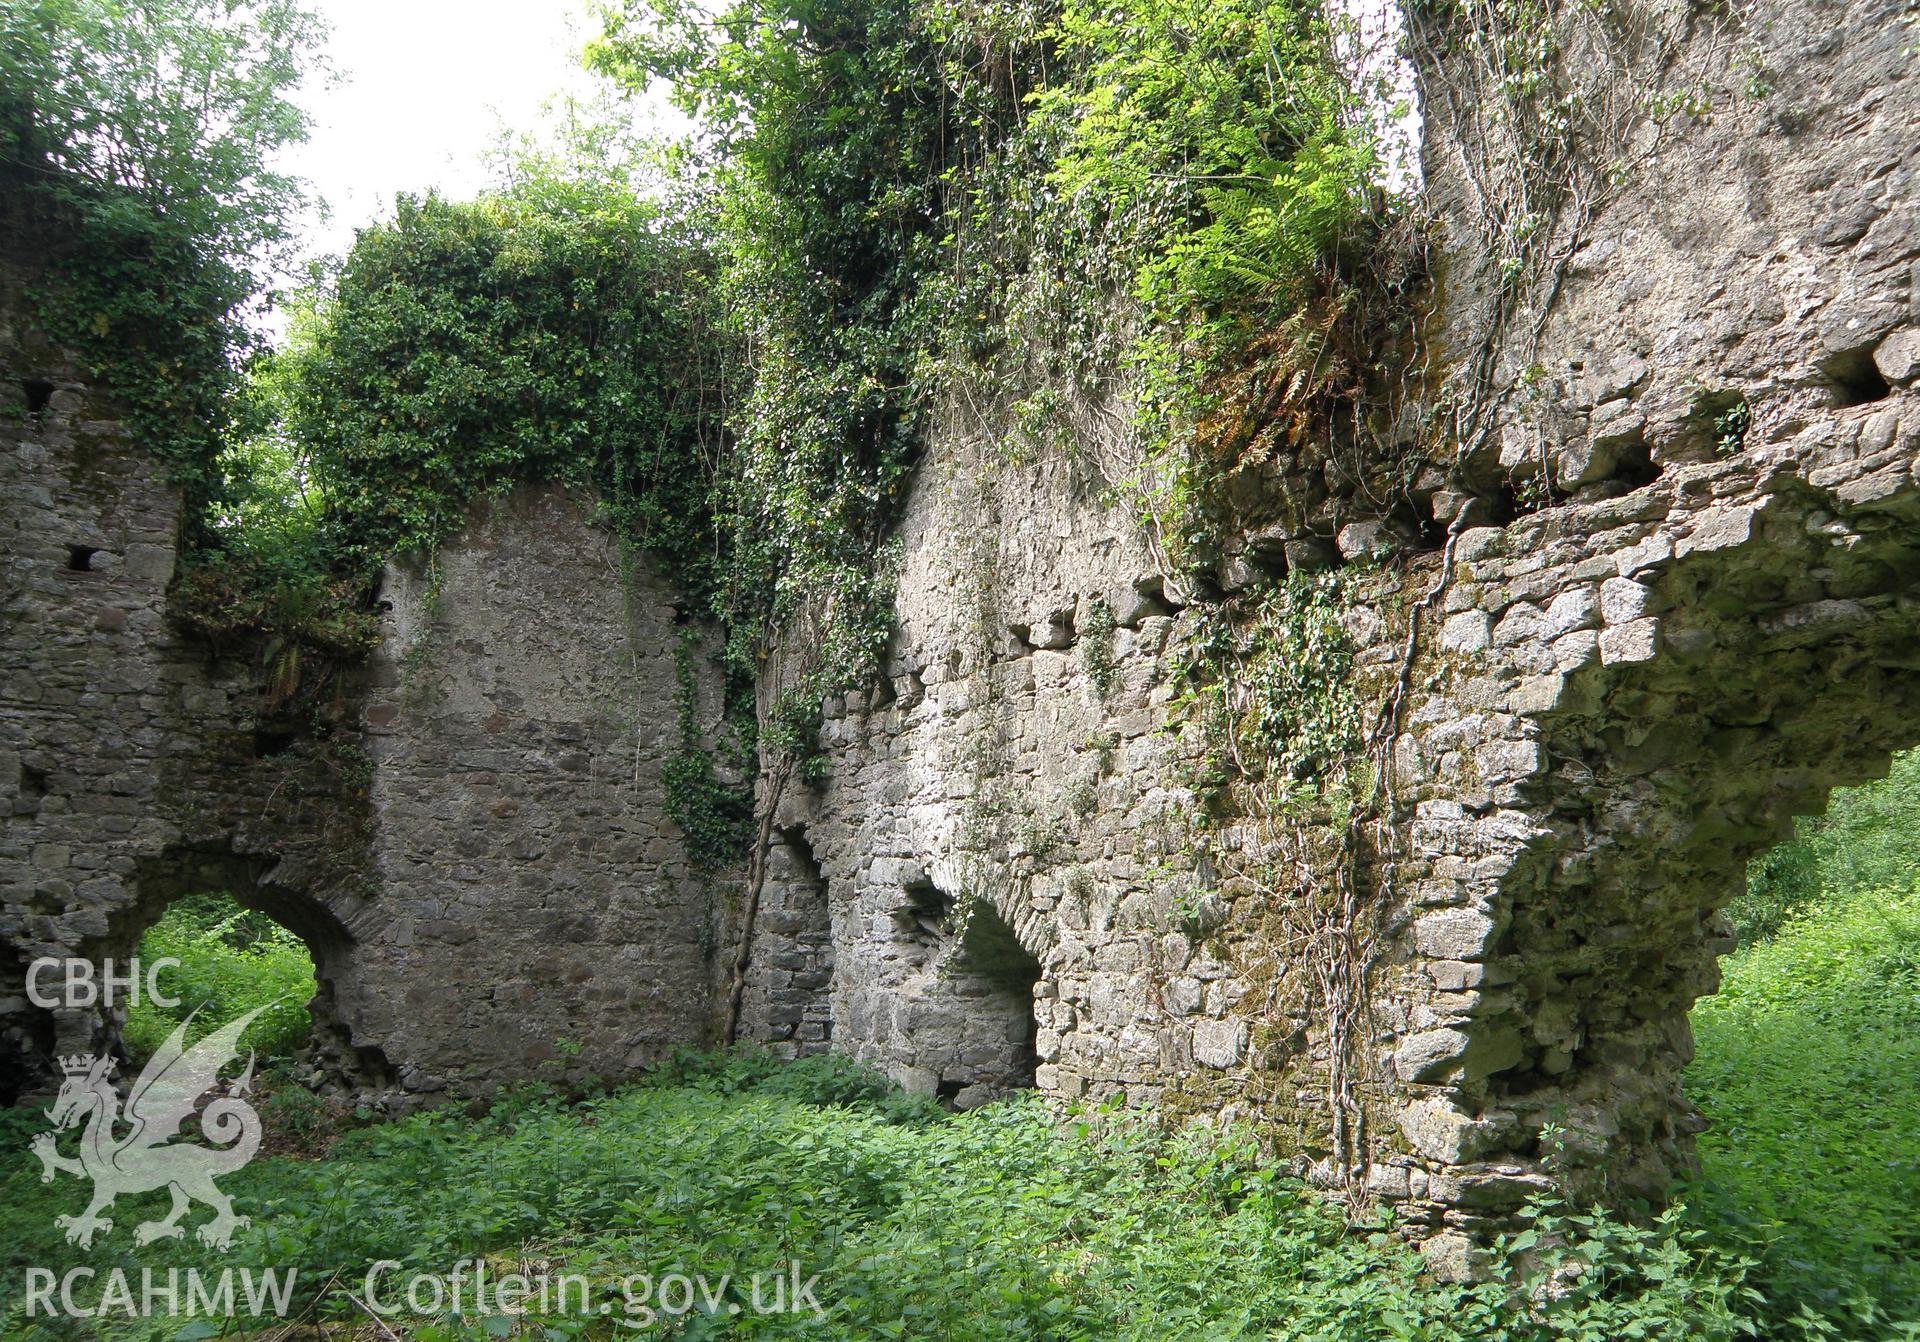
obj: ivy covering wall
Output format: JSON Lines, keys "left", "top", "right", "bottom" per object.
{"left": 5, "top": 0, "right": 1412, "bottom": 868}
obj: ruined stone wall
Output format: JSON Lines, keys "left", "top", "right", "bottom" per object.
{"left": 3, "top": 0, "right": 1915, "bottom": 1255}
{"left": 0, "top": 202, "right": 727, "bottom": 1104}
{"left": 1385, "top": 0, "right": 1920, "bottom": 1261}
{"left": 754, "top": 435, "right": 1204, "bottom": 1107}
{"left": 741, "top": 0, "right": 1920, "bottom": 1262}
{"left": 0, "top": 215, "right": 381, "bottom": 1102}
{"left": 745, "top": 398, "right": 1418, "bottom": 1139}
{"left": 356, "top": 487, "right": 729, "bottom": 1094}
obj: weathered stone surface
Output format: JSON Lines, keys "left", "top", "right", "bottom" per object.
{"left": 740, "top": 0, "right": 1920, "bottom": 1260}
{"left": 0, "top": 212, "right": 728, "bottom": 1106}
{"left": 357, "top": 486, "right": 729, "bottom": 1095}
{"left": 3, "top": 0, "right": 1917, "bottom": 1267}
{"left": 1193, "top": 1018, "right": 1248, "bottom": 1069}
{"left": 1874, "top": 328, "right": 1920, "bottom": 386}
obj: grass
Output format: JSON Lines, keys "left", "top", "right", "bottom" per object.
{"left": 1686, "top": 882, "right": 1920, "bottom": 1327}
{"left": 122, "top": 894, "right": 315, "bottom": 1065}
{"left": 6, "top": 768, "right": 1919, "bottom": 1340}
{"left": 2, "top": 1049, "right": 1768, "bottom": 1342}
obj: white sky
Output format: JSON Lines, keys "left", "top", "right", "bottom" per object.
{"left": 268, "top": 0, "right": 1417, "bottom": 313}
{"left": 280, "top": 0, "right": 659, "bottom": 271}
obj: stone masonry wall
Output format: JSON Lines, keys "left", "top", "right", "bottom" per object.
{"left": 1386, "top": 0, "right": 1920, "bottom": 1262}
{"left": 0, "top": 211, "right": 382, "bottom": 1103}
{"left": 0, "top": 199, "right": 726, "bottom": 1104}
{"left": 356, "top": 487, "right": 729, "bottom": 1095}
{"left": 3, "top": 0, "right": 1914, "bottom": 1254}
{"left": 741, "top": 0, "right": 1920, "bottom": 1263}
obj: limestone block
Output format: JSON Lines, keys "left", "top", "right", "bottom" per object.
{"left": 1337, "top": 519, "right": 1406, "bottom": 560}
{"left": 1874, "top": 327, "right": 1920, "bottom": 385}
{"left": 1218, "top": 555, "right": 1259, "bottom": 593}
{"left": 1550, "top": 629, "right": 1599, "bottom": 671}
{"left": 1440, "top": 610, "right": 1491, "bottom": 653}
{"left": 1492, "top": 602, "right": 1546, "bottom": 647}
{"left": 1109, "top": 577, "right": 1170, "bottom": 627}
{"left": 1544, "top": 587, "right": 1599, "bottom": 638}
{"left": 1400, "top": 1098, "right": 1482, "bottom": 1163}
{"left": 1599, "top": 577, "right": 1655, "bottom": 625}
{"left": 1598, "top": 618, "right": 1661, "bottom": 665}
{"left": 1284, "top": 536, "right": 1339, "bottom": 573}
{"left": 1193, "top": 1018, "right": 1248, "bottom": 1069}
{"left": 1394, "top": 1024, "right": 1525, "bottom": 1083}
{"left": 1676, "top": 506, "right": 1756, "bottom": 557}
{"left": 1413, "top": 907, "right": 1504, "bottom": 961}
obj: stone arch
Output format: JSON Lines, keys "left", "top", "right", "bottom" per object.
{"left": 60, "top": 842, "right": 397, "bottom": 1095}
{"left": 872, "top": 856, "right": 1046, "bottom": 1106}
{"left": 1390, "top": 407, "right": 1920, "bottom": 1238}
{"left": 1525, "top": 485, "right": 1920, "bottom": 1193}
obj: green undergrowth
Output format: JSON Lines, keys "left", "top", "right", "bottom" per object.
{"left": 121, "top": 894, "right": 317, "bottom": 1066}
{"left": 1732, "top": 751, "right": 1920, "bottom": 944}
{"left": 0, "top": 0, "right": 319, "bottom": 538}
{"left": 1687, "top": 880, "right": 1920, "bottom": 1331}
{"left": 0, "top": 1046, "right": 1853, "bottom": 1342}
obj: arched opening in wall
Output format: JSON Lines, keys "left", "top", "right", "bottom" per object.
{"left": 73, "top": 845, "right": 390, "bottom": 1148}
{"left": 753, "top": 826, "right": 834, "bottom": 1056}
{"left": 893, "top": 880, "right": 1042, "bottom": 1108}
{"left": 122, "top": 892, "right": 316, "bottom": 1068}
{"left": 1467, "top": 485, "right": 1920, "bottom": 1319}
{"left": 946, "top": 899, "right": 1043, "bottom": 1101}
{"left": 1680, "top": 750, "right": 1920, "bottom": 1315}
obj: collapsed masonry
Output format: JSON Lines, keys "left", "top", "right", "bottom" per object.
{"left": 0, "top": 208, "right": 731, "bottom": 1101}
{"left": 3, "top": 0, "right": 1916, "bottom": 1262}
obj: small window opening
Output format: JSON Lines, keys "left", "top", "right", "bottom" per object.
{"left": 65, "top": 545, "right": 98, "bottom": 572}
{"left": 1821, "top": 346, "right": 1892, "bottom": 408}
{"left": 22, "top": 379, "right": 53, "bottom": 417}
{"left": 252, "top": 728, "right": 299, "bottom": 760}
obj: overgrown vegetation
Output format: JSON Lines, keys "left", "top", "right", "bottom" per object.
{"left": 585, "top": 0, "right": 1401, "bottom": 702}
{"left": 1675, "top": 752, "right": 1920, "bottom": 1332}
{"left": 0, "top": 1049, "right": 1803, "bottom": 1341}
{"left": 6, "top": 0, "right": 1412, "bottom": 863}
{"left": 1181, "top": 570, "right": 1367, "bottom": 807}
{"left": 0, "top": 0, "right": 320, "bottom": 534}
{"left": 1731, "top": 749, "right": 1920, "bottom": 943}
{"left": 122, "top": 894, "right": 316, "bottom": 1065}
{"left": 14, "top": 846, "right": 1916, "bottom": 1340}
{"left": 1688, "top": 883, "right": 1920, "bottom": 1329}
{"left": 12, "top": 5, "right": 1920, "bottom": 1339}
{"left": 0, "top": 0, "right": 376, "bottom": 725}
{"left": 269, "top": 175, "right": 728, "bottom": 587}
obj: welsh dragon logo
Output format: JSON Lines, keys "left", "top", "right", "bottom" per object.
{"left": 32, "top": 1005, "right": 268, "bottom": 1251}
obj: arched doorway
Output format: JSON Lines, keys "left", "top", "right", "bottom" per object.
{"left": 888, "top": 879, "right": 1042, "bottom": 1107}
{"left": 55, "top": 843, "right": 394, "bottom": 1103}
